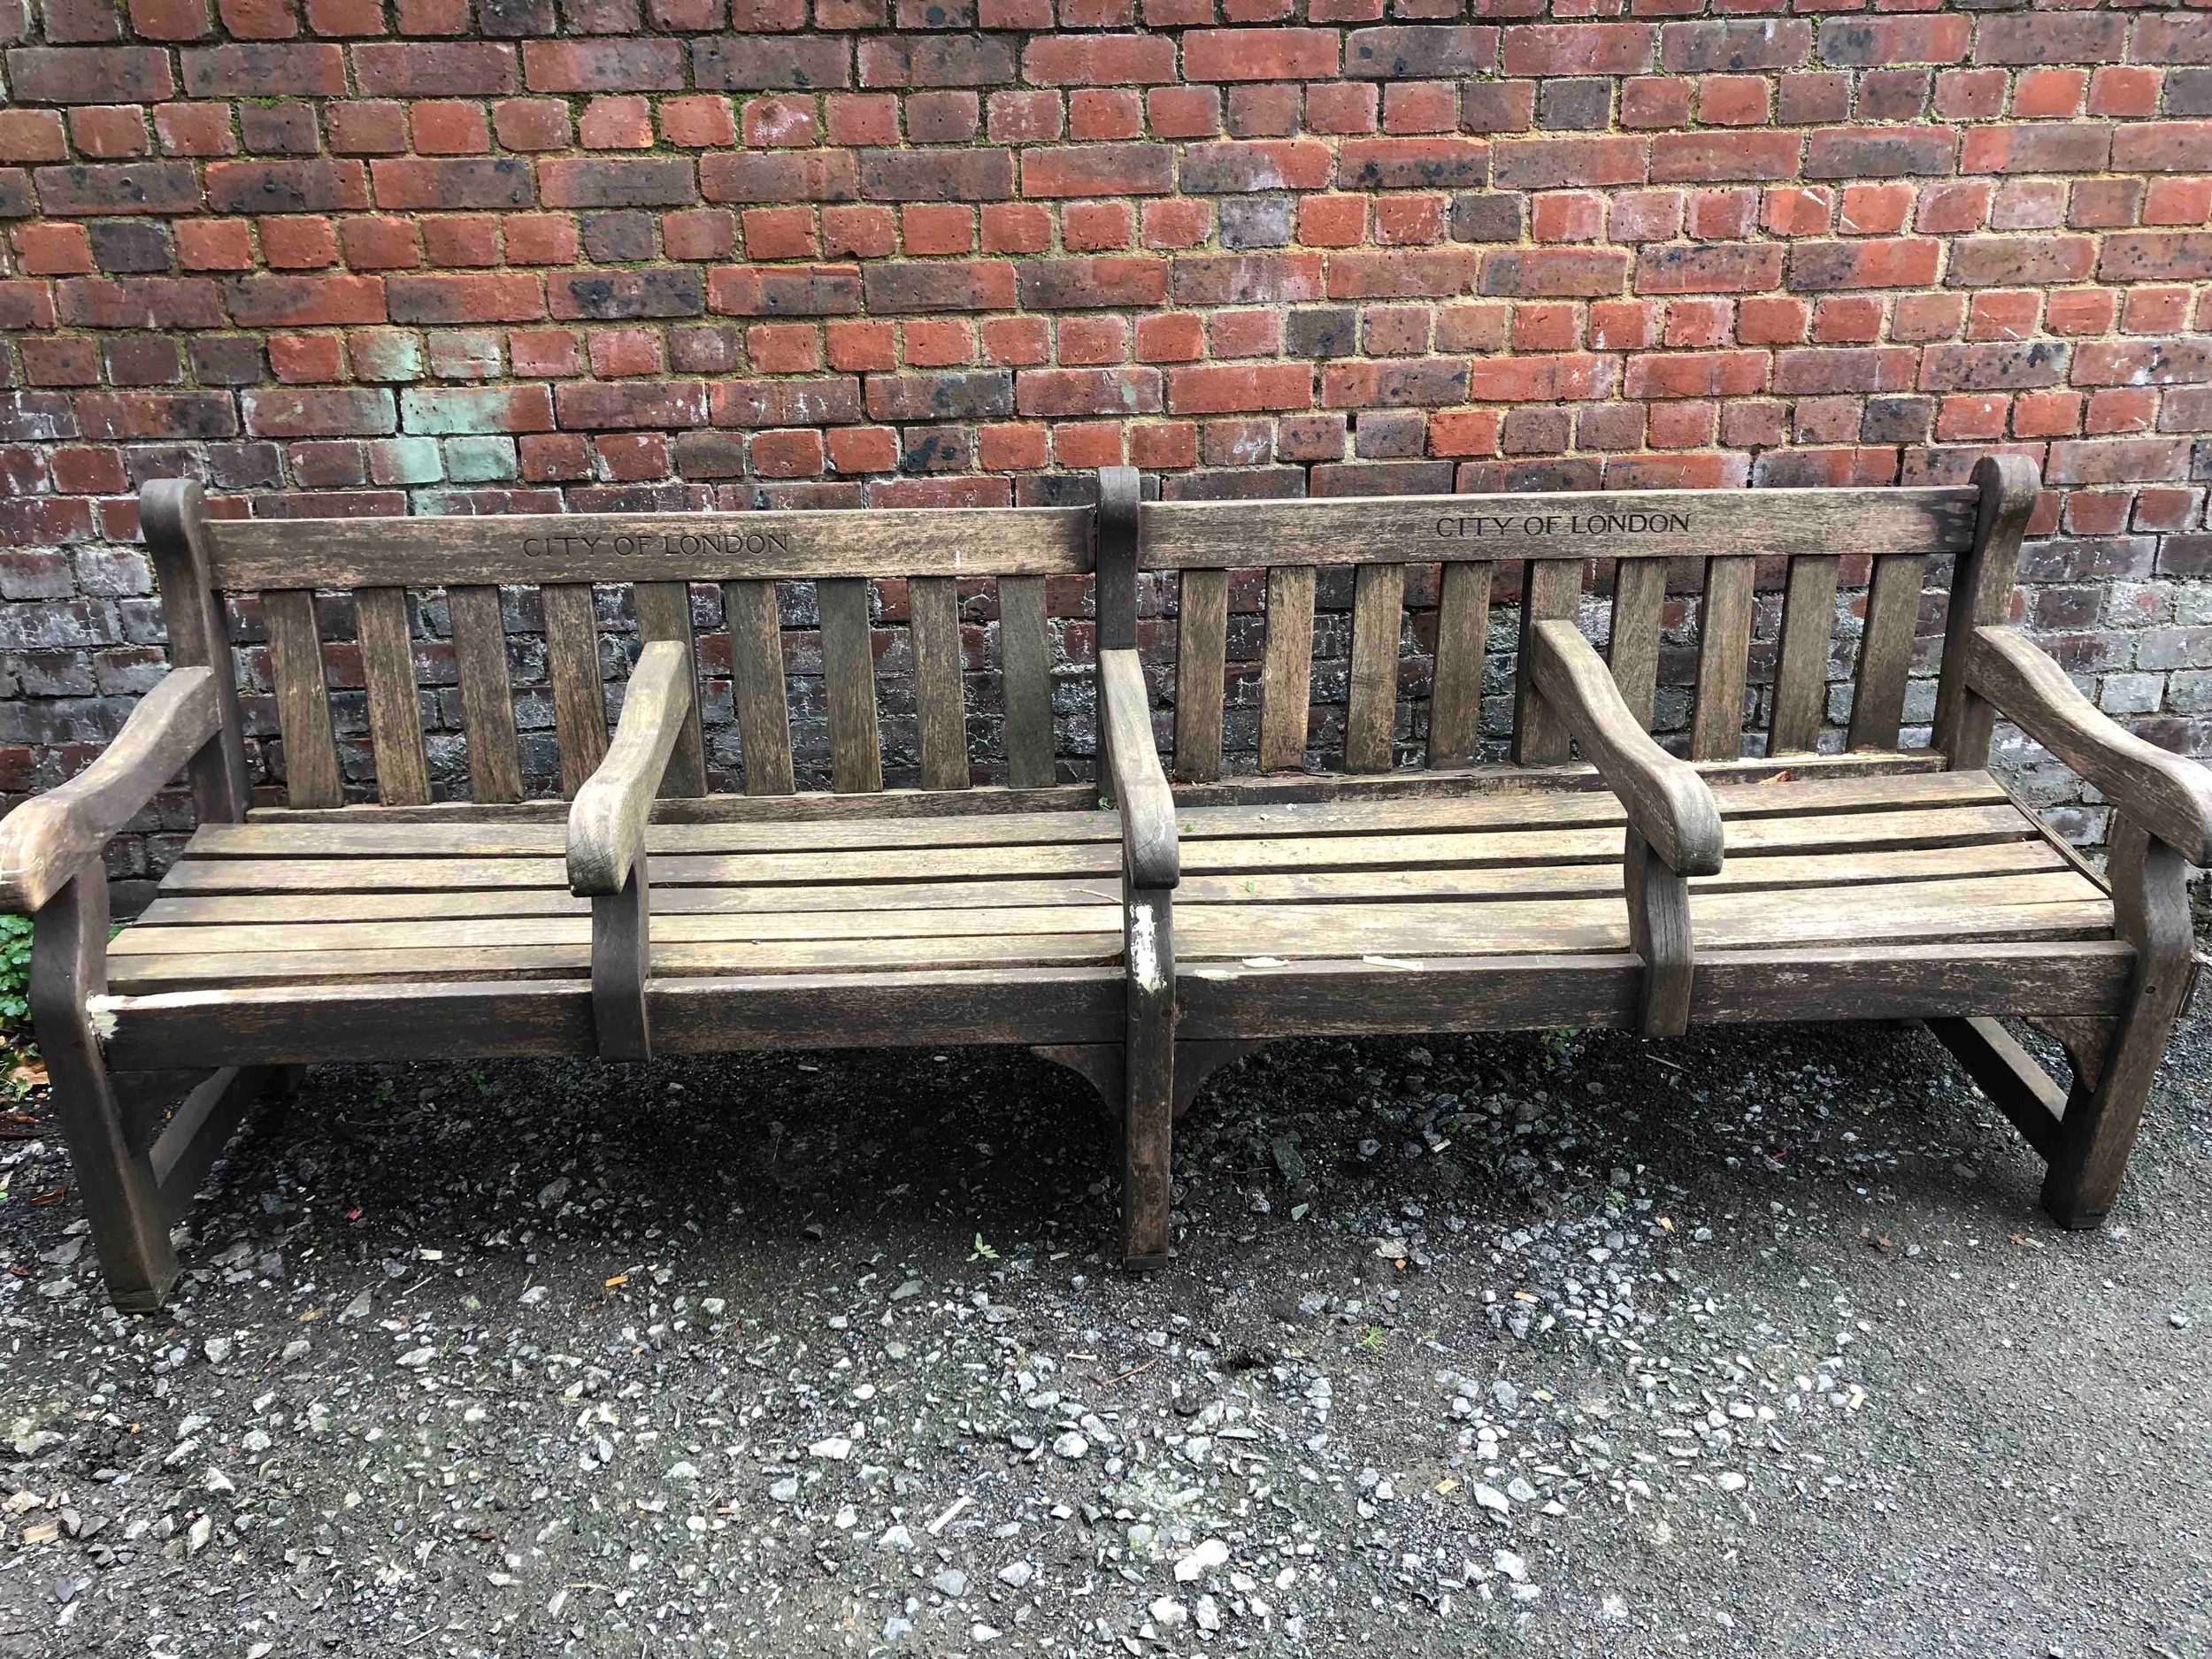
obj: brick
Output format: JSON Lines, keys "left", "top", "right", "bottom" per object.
{"left": 1166, "top": 361, "right": 1310, "bottom": 415}
{"left": 709, "top": 378, "right": 862, "bottom": 427}
{"left": 1170, "top": 252, "right": 1325, "bottom": 305}
{"left": 860, "top": 260, "right": 1017, "bottom": 312}
{"left": 204, "top": 158, "right": 369, "bottom": 214}
{"left": 385, "top": 270, "right": 543, "bottom": 324}
{"left": 706, "top": 264, "right": 863, "bottom": 316}
{"left": 1635, "top": 242, "right": 1781, "bottom": 295}
{"left": 1182, "top": 28, "right": 1338, "bottom": 82}
{"left": 1022, "top": 143, "right": 1172, "bottom": 197}
{"left": 371, "top": 157, "right": 534, "bottom": 211}
{"left": 700, "top": 150, "right": 856, "bottom": 204}
{"left": 1343, "top": 27, "right": 1497, "bottom": 80}
{"left": 1479, "top": 247, "right": 1625, "bottom": 299}
{"left": 1492, "top": 136, "right": 1647, "bottom": 191}
{"left": 1816, "top": 16, "right": 1967, "bottom": 69}
{"left": 857, "top": 149, "right": 1013, "bottom": 202}
{"left": 1959, "top": 124, "right": 2114, "bottom": 176}
{"left": 522, "top": 39, "right": 685, "bottom": 93}
{"left": 1805, "top": 127, "right": 1957, "bottom": 180}
{"left": 1337, "top": 136, "right": 1488, "bottom": 190}
{"left": 550, "top": 268, "right": 705, "bottom": 321}
{"left": 556, "top": 380, "right": 706, "bottom": 429}
{"left": 5, "top": 48, "right": 175, "bottom": 103}
{"left": 537, "top": 157, "right": 695, "bottom": 208}
{"left": 1502, "top": 24, "right": 1652, "bottom": 78}
{"left": 1179, "top": 140, "right": 1332, "bottom": 195}
{"left": 179, "top": 42, "right": 344, "bottom": 96}
{"left": 1649, "top": 131, "right": 1800, "bottom": 183}
{"left": 1017, "top": 256, "right": 1167, "bottom": 310}
{"left": 2113, "top": 122, "right": 2212, "bottom": 174}
{"left": 2099, "top": 234, "right": 2212, "bottom": 284}
{"left": 352, "top": 42, "right": 517, "bottom": 95}
{"left": 1786, "top": 237, "right": 1942, "bottom": 292}
{"left": 242, "top": 386, "right": 396, "bottom": 437}
{"left": 1918, "top": 341, "right": 2070, "bottom": 392}
{"left": 1945, "top": 234, "right": 2097, "bottom": 288}
{"left": 1973, "top": 13, "right": 2125, "bottom": 69}
{"left": 33, "top": 162, "right": 200, "bottom": 216}
{"left": 855, "top": 34, "right": 1013, "bottom": 88}
{"left": 865, "top": 371, "right": 1013, "bottom": 422}
{"left": 1022, "top": 33, "right": 1175, "bottom": 86}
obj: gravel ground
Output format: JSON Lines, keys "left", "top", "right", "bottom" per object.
{"left": 0, "top": 959, "right": 2207, "bottom": 1657}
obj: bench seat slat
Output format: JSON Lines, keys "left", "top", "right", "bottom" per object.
{"left": 139, "top": 833, "right": 2068, "bottom": 927}
{"left": 176, "top": 769, "right": 2013, "bottom": 864}
{"left": 158, "top": 802, "right": 2048, "bottom": 893}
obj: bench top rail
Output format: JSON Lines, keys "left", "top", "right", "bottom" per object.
{"left": 203, "top": 505, "right": 1093, "bottom": 592}
{"left": 1138, "top": 485, "right": 1979, "bottom": 571}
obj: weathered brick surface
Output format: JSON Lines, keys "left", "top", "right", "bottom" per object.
{"left": 1, "top": 4, "right": 2210, "bottom": 872}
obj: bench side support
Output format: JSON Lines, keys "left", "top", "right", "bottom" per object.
{"left": 2040, "top": 816, "right": 2196, "bottom": 1227}
{"left": 141, "top": 480, "right": 251, "bottom": 826}
{"left": 1122, "top": 884, "right": 1175, "bottom": 1268}
{"left": 1624, "top": 827, "right": 1694, "bottom": 1038}
{"left": 1932, "top": 453, "right": 2037, "bottom": 772}
{"left": 30, "top": 871, "right": 178, "bottom": 1311}
{"left": 1094, "top": 465, "right": 1140, "bottom": 807}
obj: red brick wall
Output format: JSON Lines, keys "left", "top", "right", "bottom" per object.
{"left": 1, "top": 3, "right": 2209, "bottom": 892}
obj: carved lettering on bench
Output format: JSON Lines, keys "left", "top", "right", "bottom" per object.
{"left": 518, "top": 528, "right": 797, "bottom": 560}
{"left": 1431, "top": 511, "right": 1694, "bottom": 542}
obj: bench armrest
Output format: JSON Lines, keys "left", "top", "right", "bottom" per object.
{"left": 0, "top": 666, "right": 221, "bottom": 914}
{"left": 1526, "top": 620, "right": 1724, "bottom": 876}
{"left": 566, "top": 640, "right": 694, "bottom": 896}
{"left": 1967, "top": 624, "right": 2212, "bottom": 866}
{"left": 1099, "top": 648, "right": 1179, "bottom": 889}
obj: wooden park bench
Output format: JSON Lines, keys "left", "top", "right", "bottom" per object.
{"left": 3, "top": 457, "right": 2206, "bottom": 1310}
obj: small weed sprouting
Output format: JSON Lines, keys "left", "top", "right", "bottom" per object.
{"left": 0, "top": 916, "right": 31, "bottom": 1029}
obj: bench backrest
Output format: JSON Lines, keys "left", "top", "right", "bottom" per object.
{"left": 177, "top": 495, "right": 1088, "bottom": 809}
{"left": 150, "top": 461, "right": 2031, "bottom": 812}
{"left": 1138, "top": 481, "right": 1993, "bottom": 781}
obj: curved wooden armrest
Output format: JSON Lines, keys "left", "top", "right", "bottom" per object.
{"left": 566, "top": 640, "right": 694, "bottom": 896}
{"left": 0, "top": 666, "right": 220, "bottom": 914}
{"left": 1099, "top": 648, "right": 1179, "bottom": 889}
{"left": 1526, "top": 619, "right": 1724, "bottom": 875}
{"left": 1967, "top": 625, "right": 2212, "bottom": 866}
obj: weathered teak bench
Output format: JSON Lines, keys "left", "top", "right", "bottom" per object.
{"left": 3, "top": 457, "right": 2207, "bottom": 1310}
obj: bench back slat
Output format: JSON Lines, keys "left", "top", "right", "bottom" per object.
{"left": 262, "top": 588, "right": 342, "bottom": 810}
{"left": 1425, "top": 559, "right": 1490, "bottom": 771}
{"left": 1770, "top": 555, "right": 1842, "bottom": 756}
{"left": 1344, "top": 563, "right": 1406, "bottom": 774}
{"left": 1605, "top": 560, "right": 1669, "bottom": 732}
{"left": 724, "top": 579, "right": 795, "bottom": 797}
{"left": 633, "top": 580, "right": 707, "bottom": 798}
{"left": 204, "top": 507, "right": 1092, "bottom": 589}
{"left": 355, "top": 587, "right": 433, "bottom": 807}
{"left": 1690, "top": 555, "right": 1759, "bottom": 763}
{"left": 1514, "top": 557, "right": 1584, "bottom": 767}
{"left": 445, "top": 584, "right": 524, "bottom": 805}
{"left": 1257, "top": 565, "right": 1317, "bottom": 772}
{"left": 908, "top": 575, "right": 970, "bottom": 792}
{"left": 816, "top": 575, "right": 883, "bottom": 795}
{"left": 541, "top": 582, "right": 609, "bottom": 797}
{"left": 1171, "top": 568, "right": 1228, "bottom": 786}
{"left": 1847, "top": 553, "right": 1928, "bottom": 753}
{"left": 997, "top": 574, "right": 1058, "bottom": 791}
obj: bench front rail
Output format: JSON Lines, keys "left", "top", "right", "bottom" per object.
{"left": 2, "top": 457, "right": 2205, "bottom": 1308}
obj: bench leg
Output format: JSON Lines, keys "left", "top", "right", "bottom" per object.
{"left": 1123, "top": 888, "right": 1175, "bottom": 1270}
{"left": 30, "top": 872, "right": 178, "bottom": 1312}
{"left": 2041, "top": 818, "right": 2196, "bottom": 1230}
